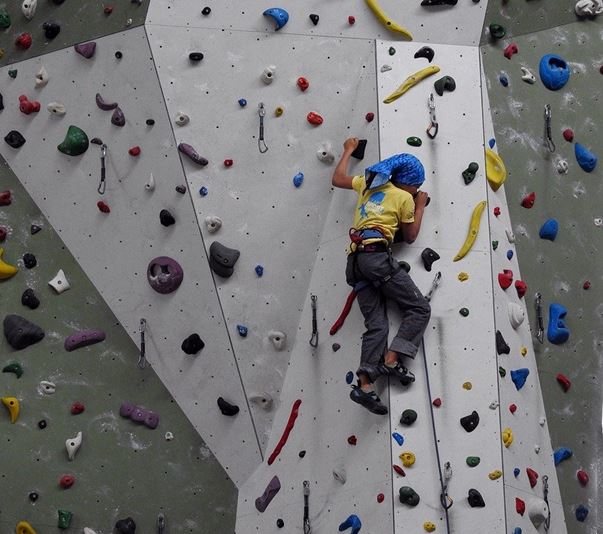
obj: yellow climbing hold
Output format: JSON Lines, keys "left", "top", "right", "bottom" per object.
{"left": 485, "top": 148, "right": 507, "bottom": 191}
{"left": 502, "top": 427, "right": 513, "bottom": 448}
{"left": 520, "top": 346, "right": 528, "bottom": 356}
{"left": 274, "top": 106, "right": 284, "bottom": 117}
{"left": 399, "top": 451, "right": 416, "bottom": 467}
{"left": 458, "top": 272, "right": 469, "bottom": 282}
{"left": 423, "top": 521, "right": 436, "bottom": 532}
{"left": 462, "top": 382, "right": 472, "bottom": 390}
{"left": 383, "top": 66, "right": 440, "bottom": 104}
{"left": 488, "top": 469, "right": 502, "bottom": 480}
{"left": 0, "top": 48, "right": 5, "bottom": 60}
{"left": 0, "top": 248, "right": 19, "bottom": 280}
{"left": 453, "top": 200, "right": 487, "bottom": 262}
{"left": 16, "top": 521, "right": 38, "bottom": 534}
{"left": 365, "top": 0, "right": 413, "bottom": 40}
{"left": 2, "top": 396, "right": 20, "bottom": 423}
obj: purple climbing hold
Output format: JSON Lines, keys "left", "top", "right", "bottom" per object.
{"left": 178, "top": 143, "right": 208, "bottom": 166}
{"left": 74, "top": 42, "right": 96, "bottom": 59}
{"left": 147, "top": 256, "right": 184, "bottom": 294}
{"left": 144, "top": 410, "right": 159, "bottom": 429}
{"left": 119, "top": 402, "right": 136, "bottom": 418}
{"left": 111, "top": 107, "right": 126, "bottom": 127}
{"left": 511, "top": 368, "right": 529, "bottom": 390}
{"left": 575, "top": 504, "right": 588, "bottom": 522}
{"left": 255, "top": 475, "right": 281, "bottom": 512}
{"left": 130, "top": 406, "right": 147, "bottom": 423}
{"left": 95, "top": 93, "right": 118, "bottom": 111}
{"left": 64, "top": 329, "right": 106, "bottom": 351}
{"left": 553, "top": 446, "right": 572, "bottom": 465}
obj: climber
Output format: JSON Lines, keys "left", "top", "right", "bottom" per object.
{"left": 332, "top": 138, "right": 431, "bottom": 415}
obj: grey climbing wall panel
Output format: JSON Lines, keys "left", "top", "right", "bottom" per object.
{"left": 481, "top": 19, "right": 602, "bottom": 532}
{"left": 0, "top": 0, "right": 148, "bottom": 68}
{"left": 0, "top": 155, "right": 237, "bottom": 532}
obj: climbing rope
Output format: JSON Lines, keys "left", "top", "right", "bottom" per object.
{"left": 303, "top": 480, "right": 311, "bottom": 534}
{"left": 542, "top": 105, "right": 555, "bottom": 152}
{"left": 138, "top": 318, "right": 147, "bottom": 369}
{"left": 426, "top": 93, "right": 439, "bottom": 139}
{"left": 97, "top": 143, "right": 107, "bottom": 194}
{"left": 534, "top": 292, "right": 544, "bottom": 344}
{"left": 542, "top": 475, "right": 551, "bottom": 531}
{"left": 258, "top": 102, "right": 268, "bottom": 153}
{"left": 309, "top": 294, "right": 319, "bottom": 347}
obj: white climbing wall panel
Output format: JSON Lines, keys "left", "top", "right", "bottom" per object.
{"left": 0, "top": 27, "right": 263, "bottom": 487}
{"left": 146, "top": 0, "right": 490, "bottom": 46}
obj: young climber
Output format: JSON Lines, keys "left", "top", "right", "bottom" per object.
{"left": 332, "top": 138, "right": 431, "bottom": 415}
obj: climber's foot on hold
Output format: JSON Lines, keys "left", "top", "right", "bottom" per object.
{"left": 349, "top": 385, "right": 388, "bottom": 415}
{"left": 381, "top": 353, "right": 415, "bottom": 386}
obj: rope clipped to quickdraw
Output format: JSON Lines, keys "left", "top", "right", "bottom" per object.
{"left": 543, "top": 104, "right": 555, "bottom": 152}
{"left": 258, "top": 102, "right": 268, "bottom": 153}
{"left": 98, "top": 143, "right": 107, "bottom": 194}
{"left": 303, "top": 480, "right": 311, "bottom": 534}
{"left": 309, "top": 295, "right": 318, "bottom": 347}
{"left": 543, "top": 475, "right": 551, "bottom": 531}
{"left": 138, "top": 318, "right": 147, "bottom": 369}
{"left": 426, "top": 93, "right": 439, "bottom": 139}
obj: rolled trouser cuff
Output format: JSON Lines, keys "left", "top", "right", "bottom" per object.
{"left": 389, "top": 337, "right": 419, "bottom": 359}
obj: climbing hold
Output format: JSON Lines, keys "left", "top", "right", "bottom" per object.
{"left": 59, "top": 474, "right": 75, "bottom": 490}
{"left": 489, "top": 23, "right": 506, "bottom": 39}
{"left": 400, "top": 409, "right": 417, "bottom": 426}
{"left": 43, "top": 21, "right": 61, "bottom": 39}
{"left": 47, "top": 102, "right": 66, "bottom": 116}
{"left": 317, "top": 143, "right": 335, "bottom": 164}
{"left": 3, "top": 315, "right": 45, "bottom": 350}
{"left": 308, "top": 13, "right": 320, "bottom": 25}
{"left": 174, "top": 112, "right": 190, "bottom": 126}
{"left": 457, "top": 272, "right": 468, "bottom": 282}
{"left": 178, "top": 143, "right": 208, "bottom": 166}
{"left": 574, "top": 142, "right": 597, "bottom": 172}
{"left": 526, "top": 467, "right": 539, "bottom": 488}
{"left": 414, "top": 46, "right": 435, "bottom": 63}
{"left": 268, "top": 331, "right": 286, "bottom": 350}
{"left": 74, "top": 42, "right": 96, "bottom": 58}
{"left": 345, "top": 371, "right": 354, "bottom": 384}
{"left": 19, "top": 95, "right": 40, "bottom": 114}
{"left": 175, "top": 184, "right": 186, "bottom": 194}
{"left": 30, "top": 224, "right": 41, "bottom": 235}
{"left": 453, "top": 200, "right": 486, "bottom": 262}
{"left": 57, "top": 125, "right": 89, "bottom": 156}
{"left": 520, "top": 346, "right": 527, "bottom": 357}
{"left": 0, "top": 8, "right": 10, "bottom": 29}
{"left": 57, "top": 510, "right": 73, "bottom": 529}
{"left": 538, "top": 218, "right": 559, "bottom": 242}
{"left": 0, "top": 249, "right": 18, "bottom": 279}
{"left": 35, "top": 67, "right": 49, "bottom": 88}
{"left": 502, "top": 427, "right": 513, "bottom": 447}
{"left": 142, "top": 173, "right": 155, "bottom": 192}
{"left": 554, "top": 446, "right": 572, "bottom": 465}
{"left": 188, "top": 52, "right": 204, "bottom": 62}
{"left": 511, "top": 368, "right": 530, "bottom": 390}
{"left": 333, "top": 466, "right": 347, "bottom": 484}
{"left": 147, "top": 257, "right": 183, "bottom": 294}
{"left": 64, "top": 330, "right": 106, "bottom": 351}
{"left": 5, "top": 131, "right": 26, "bottom": 148}
{"left": 466, "top": 456, "right": 480, "bottom": 467}
{"left": 8, "top": 69, "right": 17, "bottom": 78}
{"left": 383, "top": 66, "right": 440, "bottom": 103}
{"left": 71, "top": 402, "right": 85, "bottom": 415}
{"left": 37, "top": 419, "right": 47, "bottom": 429}
{"left": 65, "top": 431, "right": 82, "bottom": 460}
{"left": 1, "top": 396, "right": 19, "bottom": 422}
{"left": 111, "top": 107, "right": 125, "bottom": 127}
{"left": 499, "top": 74, "right": 509, "bottom": 87}
{"left": 433, "top": 75, "right": 456, "bottom": 96}
{"left": 498, "top": 269, "right": 513, "bottom": 290}
{"left": 365, "top": 0, "right": 412, "bottom": 39}
{"left": 15, "top": 32, "right": 32, "bottom": 49}
{"left": 202, "top": 6, "right": 211, "bottom": 16}
{"left": 548, "top": 303, "right": 570, "bottom": 344}
{"left": 563, "top": 128, "right": 574, "bottom": 142}
{"left": 298, "top": 450, "right": 306, "bottom": 458}
{"left": 274, "top": 106, "right": 284, "bottom": 117}
{"left": 432, "top": 397, "right": 442, "bottom": 407}
{"left": 276, "top": 519, "right": 284, "bottom": 528}
{"left": 205, "top": 216, "right": 222, "bottom": 233}
{"left": 376, "top": 493, "right": 385, "bottom": 503}
{"left": 577, "top": 469, "right": 589, "bottom": 486}
{"left": 528, "top": 497, "right": 549, "bottom": 527}
{"left": 0, "top": 227, "right": 6, "bottom": 242}
{"left": 237, "top": 99, "right": 247, "bottom": 108}
{"left": 380, "top": 64, "right": 392, "bottom": 72}
{"left": 263, "top": 8, "right": 289, "bottom": 31}
{"left": 575, "top": 505, "right": 588, "bottom": 522}
{"left": 521, "top": 192, "right": 535, "bottom": 209}
{"left": 508, "top": 302, "right": 525, "bottom": 329}
{"left": 254, "top": 265, "right": 264, "bottom": 277}
{"left": 387, "top": 47, "right": 396, "bottom": 57}
{"left": 114, "top": 517, "right": 136, "bottom": 534}
{"left": 260, "top": 65, "right": 276, "bottom": 84}
{"left": 297, "top": 77, "right": 309, "bottom": 91}
{"left": 516, "top": 498, "right": 526, "bottom": 516}
{"left": 290, "top": 172, "right": 305, "bottom": 189}
{"left": 462, "top": 162, "right": 479, "bottom": 185}
{"left": 338, "top": 514, "right": 361, "bottom": 533}
{"left": 181, "top": 333, "right": 205, "bottom": 355}
{"left": 462, "top": 381, "right": 472, "bottom": 390}
{"left": 347, "top": 15, "right": 355, "bottom": 25}
{"left": 493, "top": 206, "right": 501, "bottom": 217}
{"left": 16, "top": 521, "right": 37, "bottom": 534}
{"left": 460, "top": 410, "right": 480, "bottom": 432}
{"left": 420, "top": 248, "right": 440, "bottom": 271}
{"left": 489, "top": 400, "right": 499, "bottom": 410}
{"left": 237, "top": 324, "right": 248, "bottom": 337}
{"left": 504, "top": 43, "right": 519, "bottom": 60}
{"left": 48, "top": 269, "right": 70, "bottom": 293}
{"left": 467, "top": 489, "right": 485, "bottom": 507}
{"left": 38, "top": 381, "right": 56, "bottom": 395}
{"left": 485, "top": 148, "right": 507, "bottom": 191}
{"left": 347, "top": 435, "right": 357, "bottom": 446}
{"left": 575, "top": 0, "right": 603, "bottom": 16}
{"left": 459, "top": 308, "right": 469, "bottom": 317}
{"left": 97, "top": 200, "right": 110, "bottom": 213}
{"left": 392, "top": 432, "right": 404, "bottom": 446}
{"left": 514, "top": 280, "right": 527, "bottom": 299}
{"left": 255, "top": 475, "right": 281, "bottom": 512}
{"left": 158, "top": 210, "right": 175, "bottom": 228}
{"left": 399, "top": 486, "right": 420, "bottom": 506}
{"left": 3, "top": 362, "right": 23, "bottom": 378}
{"left": 499, "top": 367, "right": 506, "bottom": 377}
{"left": 95, "top": 93, "right": 118, "bottom": 111}
{"left": 554, "top": 373, "right": 572, "bottom": 395}
{"left": 423, "top": 522, "right": 436, "bottom": 532}
{"left": 488, "top": 470, "right": 502, "bottom": 480}
{"left": 496, "top": 331, "right": 510, "bottom": 355}
{"left": 556, "top": 159, "right": 569, "bottom": 174}
{"left": 393, "top": 464, "right": 405, "bottom": 476}
{"left": 249, "top": 393, "right": 273, "bottom": 411}
{"left": 217, "top": 397, "right": 239, "bottom": 416}
{"left": 540, "top": 54, "right": 570, "bottom": 90}
{"left": 209, "top": 242, "right": 240, "bottom": 278}
{"left": 307, "top": 111, "right": 323, "bottom": 126}
{"left": 520, "top": 67, "right": 536, "bottom": 84}
{"left": 407, "top": 136, "right": 422, "bottom": 147}
{"left": 399, "top": 451, "right": 415, "bottom": 467}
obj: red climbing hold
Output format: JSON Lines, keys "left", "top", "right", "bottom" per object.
{"left": 515, "top": 497, "right": 525, "bottom": 516}
{"left": 15, "top": 33, "right": 33, "bottom": 49}
{"left": 493, "top": 206, "right": 501, "bottom": 217}
{"left": 70, "top": 402, "right": 85, "bottom": 415}
{"left": 583, "top": 281, "right": 590, "bottom": 290}
{"left": 297, "top": 77, "right": 309, "bottom": 91}
{"left": 97, "top": 200, "right": 111, "bottom": 213}
{"left": 267, "top": 399, "right": 302, "bottom": 465}
{"left": 498, "top": 269, "right": 513, "bottom": 290}
{"left": 521, "top": 192, "right": 535, "bottom": 209}
{"left": 128, "top": 146, "right": 141, "bottom": 156}
{"left": 19, "top": 95, "right": 41, "bottom": 115}
{"left": 348, "top": 15, "right": 356, "bottom": 25}
{"left": 0, "top": 226, "right": 7, "bottom": 241}
{"left": 432, "top": 397, "right": 442, "bottom": 407}
{"left": 224, "top": 159, "right": 233, "bottom": 167}
{"left": 577, "top": 469, "right": 589, "bottom": 486}
{"left": 60, "top": 475, "right": 75, "bottom": 489}
{"left": 509, "top": 403, "right": 517, "bottom": 414}
{"left": 563, "top": 129, "right": 574, "bottom": 142}
{"left": 526, "top": 467, "right": 539, "bottom": 488}
{"left": 503, "top": 43, "right": 518, "bottom": 59}
{"left": 377, "top": 493, "right": 385, "bottom": 503}
{"left": 104, "top": 5, "right": 113, "bottom": 15}
{"left": 365, "top": 112, "right": 375, "bottom": 123}
{"left": 556, "top": 373, "right": 571, "bottom": 392}
{"left": 0, "top": 190, "right": 12, "bottom": 206}
{"left": 393, "top": 465, "right": 406, "bottom": 477}
{"left": 514, "top": 280, "right": 527, "bottom": 299}
{"left": 347, "top": 435, "right": 357, "bottom": 446}
{"left": 307, "top": 112, "right": 323, "bottom": 126}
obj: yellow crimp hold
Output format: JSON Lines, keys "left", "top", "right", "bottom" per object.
{"left": 488, "top": 469, "right": 502, "bottom": 480}
{"left": 453, "top": 200, "right": 487, "bottom": 262}
{"left": 383, "top": 65, "right": 440, "bottom": 104}
{"left": 274, "top": 106, "right": 284, "bottom": 117}
{"left": 399, "top": 451, "right": 416, "bottom": 467}
{"left": 458, "top": 272, "right": 469, "bottom": 281}
{"left": 462, "top": 382, "right": 472, "bottom": 390}
{"left": 502, "top": 427, "right": 513, "bottom": 448}
{"left": 2, "top": 396, "right": 20, "bottom": 423}
{"left": 423, "top": 521, "right": 436, "bottom": 532}
{"left": 520, "top": 346, "right": 528, "bottom": 356}
{"left": 365, "top": 0, "right": 413, "bottom": 40}
{"left": 485, "top": 148, "right": 507, "bottom": 191}
{"left": 0, "top": 248, "right": 19, "bottom": 280}
{"left": 0, "top": 48, "right": 5, "bottom": 60}
{"left": 16, "top": 521, "right": 38, "bottom": 534}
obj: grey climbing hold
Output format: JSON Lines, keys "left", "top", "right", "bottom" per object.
{"left": 209, "top": 242, "right": 240, "bottom": 278}
{"left": 21, "top": 288, "right": 40, "bottom": 309}
{"left": 467, "top": 488, "right": 485, "bottom": 507}
{"left": 181, "top": 333, "right": 205, "bottom": 354}
{"left": 421, "top": 248, "right": 440, "bottom": 271}
{"left": 462, "top": 162, "right": 479, "bottom": 185}
{"left": 147, "top": 257, "right": 184, "bottom": 294}
{"left": 74, "top": 42, "right": 96, "bottom": 59}
{"left": 527, "top": 497, "right": 549, "bottom": 528}
{"left": 255, "top": 475, "right": 281, "bottom": 512}
{"left": 434, "top": 75, "right": 456, "bottom": 96}
{"left": 400, "top": 409, "right": 417, "bottom": 425}
{"left": 496, "top": 330, "right": 510, "bottom": 354}
{"left": 249, "top": 393, "right": 273, "bottom": 411}
{"left": 217, "top": 397, "right": 239, "bottom": 416}
{"left": 159, "top": 209, "right": 176, "bottom": 227}
{"left": 4, "top": 131, "right": 26, "bottom": 148}
{"left": 3, "top": 314, "right": 45, "bottom": 350}
{"left": 399, "top": 486, "right": 420, "bottom": 506}
{"left": 64, "top": 330, "right": 106, "bottom": 351}
{"left": 268, "top": 330, "right": 287, "bottom": 350}
{"left": 111, "top": 107, "right": 125, "bottom": 127}
{"left": 178, "top": 142, "right": 208, "bottom": 166}
{"left": 460, "top": 410, "right": 480, "bottom": 432}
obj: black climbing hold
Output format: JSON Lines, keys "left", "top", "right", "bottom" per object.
{"left": 299, "top": 450, "right": 306, "bottom": 458}
{"left": 499, "top": 366, "right": 506, "bottom": 378}
{"left": 351, "top": 139, "right": 367, "bottom": 160}
{"left": 209, "top": 242, "right": 240, "bottom": 278}
{"left": 4, "top": 130, "right": 26, "bottom": 149}
{"left": 434, "top": 75, "right": 456, "bottom": 96}
{"left": 3, "top": 315, "right": 45, "bottom": 350}
{"left": 462, "top": 162, "right": 479, "bottom": 185}
{"left": 489, "top": 23, "right": 506, "bottom": 40}
{"left": 23, "top": 253, "right": 37, "bottom": 269}
{"left": 8, "top": 70, "right": 17, "bottom": 79}
{"left": 460, "top": 410, "right": 480, "bottom": 432}
{"left": 389, "top": 47, "right": 396, "bottom": 56}
{"left": 146, "top": 118, "right": 155, "bottom": 126}
{"left": 181, "top": 333, "right": 205, "bottom": 355}
{"left": 28, "top": 491, "right": 39, "bottom": 502}
{"left": 115, "top": 51, "right": 123, "bottom": 59}
{"left": 202, "top": 6, "right": 211, "bottom": 16}
{"left": 398, "top": 260, "right": 411, "bottom": 273}
{"left": 414, "top": 46, "right": 435, "bottom": 63}
{"left": 159, "top": 209, "right": 176, "bottom": 227}
{"left": 52, "top": 0, "right": 66, "bottom": 4}
{"left": 467, "top": 488, "right": 485, "bottom": 508}
{"left": 399, "top": 486, "right": 420, "bottom": 506}
{"left": 276, "top": 519, "right": 284, "bottom": 528}
{"left": 175, "top": 185, "right": 187, "bottom": 194}
{"left": 115, "top": 517, "right": 137, "bottom": 534}
{"left": 459, "top": 308, "right": 469, "bottom": 317}
{"left": 90, "top": 138, "right": 104, "bottom": 146}
{"left": 217, "top": 397, "right": 239, "bottom": 416}
{"left": 496, "top": 330, "right": 510, "bottom": 355}
{"left": 309, "top": 14, "right": 319, "bottom": 25}
{"left": 43, "top": 21, "right": 61, "bottom": 40}
{"left": 421, "top": 248, "right": 440, "bottom": 271}
{"left": 22, "top": 288, "right": 40, "bottom": 310}
{"left": 0, "top": 93, "right": 3, "bottom": 111}
{"left": 332, "top": 343, "right": 341, "bottom": 352}
{"left": 421, "top": 0, "right": 458, "bottom": 5}
{"left": 189, "top": 52, "right": 204, "bottom": 62}
{"left": 37, "top": 419, "right": 47, "bottom": 429}
{"left": 400, "top": 409, "right": 417, "bottom": 426}
{"left": 31, "top": 224, "right": 42, "bottom": 235}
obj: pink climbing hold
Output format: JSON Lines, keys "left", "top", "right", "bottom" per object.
{"left": 509, "top": 403, "right": 517, "bottom": 414}
{"left": 493, "top": 206, "right": 501, "bottom": 217}
{"left": 514, "top": 280, "right": 527, "bottom": 299}
{"left": 577, "top": 469, "right": 589, "bottom": 486}
{"left": 521, "top": 192, "right": 535, "bottom": 209}
{"left": 526, "top": 467, "right": 539, "bottom": 488}
{"left": 19, "top": 95, "right": 41, "bottom": 115}
{"left": 556, "top": 373, "right": 571, "bottom": 392}
{"left": 59, "top": 475, "right": 75, "bottom": 489}
{"left": 128, "top": 146, "right": 141, "bottom": 156}
{"left": 267, "top": 399, "right": 302, "bottom": 465}
{"left": 563, "top": 129, "right": 574, "bottom": 142}
{"left": 74, "top": 42, "right": 97, "bottom": 59}
{"left": 432, "top": 397, "right": 442, "bottom": 407}
{"left": 365, "top": 112, "right": 375, "bottom": 122}
{"left": 503, "top": 43, "right": 518, "bottom": 59}
{"left": 97, "top": 200, "right": 110, "bottom": 213}
{"left": 516, "top": 497, "right": 526, "bottom": 516}
{"left": 498, "top": 269, "right": 513, "bottom": 290}
{"left": 0, "top": 190, "right": 12, "bottom": 206}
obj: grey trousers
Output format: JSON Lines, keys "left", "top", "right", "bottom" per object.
{"left": 345, "top": 251, "right": 431, "bottom": 383}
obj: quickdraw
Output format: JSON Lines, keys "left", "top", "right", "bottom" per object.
{"left": 543, "top": 475, "right": 551, "bottom": 530}
{"left": 309, "top": 295, "right": 319, "bottom": 347}
{"left": 258, "top": 102, "right": 268, "bottom": 153}
{"left": 138, "top": 318, "right": 147, "bottom": 369}
{"left": 543, "top": 104, "right": 555, "bottom": 152}
{"left": 535, "top": 292, "right": 544, "bottom": 344}
{"left": 98, "top": 143, "right": 107, "bottom": 194}
{"left": 303, "top": 480, "right": 311, "bottom": 534}
{"left": 426, "top": 93, "right": 439, "bottom": 139}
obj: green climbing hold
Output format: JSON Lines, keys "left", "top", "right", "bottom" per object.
{"left": 400, "top": 409, "right": 417, "bottom": 426}
{"left": 2, "top": 362, "right": 23, "bottom": 378}
{"left": 0, "top": 8, "right": 10, "bottom": 30}
{"left": 466, "top": 456, "right": 481, "bottom": 467}
{"left": 399, "top": 486, "right": 420, "bottom": 506}
{"left": 492, "top": 240, "right": 498, "bottom": 251}
{"left": 489, "top": 23, "right": 506, "bottom": 40}
{"left": 459, "top": 308, "right": 469, "bottom": 317}
{"left": 499, "top": 366, "right": 506, "bottom": 378}
{"left": 462, "top": 162, "right": 479, "bottom": 185}
{"left": 57, "top": 125, "right": 89, "bottom": 156}
{"left": 58, "top": 510, "right": 73, "bottom": 529}
{"left": 389, "top": 47, "right": 396, "bottom": 56}
{"left": 8, "top": 69, "right": 17, "bottom": 79}
{"left": 407, "top": 136, "right": 422, "bottom": 147}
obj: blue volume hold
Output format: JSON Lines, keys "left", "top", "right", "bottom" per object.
{"left": 392, "top": 432, "right": 404, "bottom": 446}
{"left": 547, "top": 303, "right": 570, "bottom": 344}
{"left": 575, "top": 504, "right": 588, "bottom": 522}
{"left": 511, "top": 368, "right": 529, "bottom": 390}
{"left": 263, "top": 8, "right": 289, "bottom": 31}
{"left": 539, "top": 54, "right": 570, "bottom": 90}
{"left": 293, "top": 172, "right": 304, "bottom": 188}
{"left": 539, "top": 218, "right": 558, "bottom": 241}
{"left": 553, "top": 446, "right": 573, "bottom": 465}
{"left": 339, "top": 514, "right": 362, "bottom": 534}
{"left": 575, "top": 143, "right": 597, "bottom": 172}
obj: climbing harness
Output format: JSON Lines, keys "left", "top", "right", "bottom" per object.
{"left": 426, "top": 93, "right": 439, "bottom": 139}
{"left": 138, "top": 318, "right": 147, "bottom": 369}
{"left": 534, "top": 292, "right": 544, "bottom": 344}
{"left": 543, "top": 105, "right": 556, "bottom": 153}
{"left": 303, "top": 480, "right": 311, "bottom": 534}
{"left": 258, "top": 102, "right": 268, "bottom": 153}
{"left": 542, "top": 475, "right": 551, "bottom": 530}
{"left": 309, "top": 295, "right": 319, "bottom": 347}
{"left": 98, "top": 143, "right": 107, "bottom": 194}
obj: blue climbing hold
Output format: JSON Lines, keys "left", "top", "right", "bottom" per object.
{"left": 574, "top": 143, "right": 597, "bottom": 173}
{"left": 539, "top": 54, "right": 570, "bottom": 91}
{"left": 255, "top": 265, "right": 264, "bottom": 277}
{"left": 339, "top": 514, "right": 362, "bottom": 534}
{"left": 553, "top": 446, "right": 572, "bottom": 465}
{"left": 392, "top": 432, "right": 404, "bottom": 446}
{"left": 293, "top": 172, "right": 304, "bottom": 188}
{"left": 499, "top": 74, "right": 509, "bottom": 87}
{"left": 513, "top": 467, "right": 520, "bottom": 477}
{"left": 489, "top": 138, "right": 496, "bottom": 149}
{"left": 237, "top": 325, "right": 248, "bottom": 337}
{"left": 511, "top": 368, "right": 529, "bottom": 390}
{"left": 513, "top": 529, "right": 522, "bottom": 534}
{"left": 238, "top": 98, "right": 247, "bottom": 107}
{"left": 263, "top": 8, "right": 289, "bottom": 31}
{"left": 539, "top": 218, "right": 558, "bottom": 241}
{"left": 547, "top": 303, "right": 570, "bottom": 344}
{"left": 506, "top": 250, "right": 513, "bottom": 260}
{"left": 345, "top": 371, "right": 354, "bottom": 385}
{"left": 575, "top": 504, "right": 588, "bottom": 522}
{"left": 199, "top": 186, "right": 208, "bottom": 197}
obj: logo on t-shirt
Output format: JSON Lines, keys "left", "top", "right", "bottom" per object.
{"left": 359, "top": 191, "right": 385, "bottom": 219}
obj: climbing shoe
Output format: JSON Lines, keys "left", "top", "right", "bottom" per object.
{"left": 379, "top": 361, "right": 416, "bottom": 386}
{"left": 349, "top": 386, "right": 388, "bottom": 415}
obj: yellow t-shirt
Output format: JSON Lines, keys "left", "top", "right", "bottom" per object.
{"left": 349, "top": 174, "right": 415, "bottom": 248}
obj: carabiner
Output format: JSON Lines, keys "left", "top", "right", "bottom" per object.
{"left": 309, "top": 294, "right": 318, "bottom": 347}
{"left": 426, "top": 93, "right": 438, "bottom": 139}
{"left": 543, "top": 104, "right": 555, "bottom": 153}
{"left": 98, "top": 144, "right": 107, "bottom": 194}
{"left": 258, "top": 102, "right": 268, "bottom": 153}
{"left": 138, "top": 318, "right": 147, "bottom": 369}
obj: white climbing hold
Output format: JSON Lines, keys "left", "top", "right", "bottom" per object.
{"left": 380, "top": 64, "right": 392, "bottom": 73}
{"left": 528, "top": 497, "right": 550, "bottom": 528}
{"left": 125, "top": 18, "right": 133, "bottom": 26}
{"left": 594, "top": 217, "right": 602, "bottom": 227}
{"left": 539, "top": 416, "right": 546, "bottom": 426}
{"left": 332, "top": 466, "right": 347, "bottom": 484}
{"left": 508, "top": 302, "right": 525, "bottom": 329}
{"left": 47, "top": 102, "right": 66, "bottom": 116}
{"left": 49, "top": 269, "right": 70, "bottom": 294}
{"left": 165, "top": 431, "right": 174, "bottom": 441}
{"left": 575, "top": 0, "right": 603, "bottom": 17}
{"left": 66, "top": 431, "right": 83, "bottom": 461}
{"left": 268, "top": 330, "right": 287, "bottom": 351}
{"left": 249, "top": 393, "right": 274, "bottom": 411}
{"left": 261, "top": 65, "right": 276, "bottom": 84}
{"left": 520, "top": 67, "right": 536, "bottom": 84}
{"left": 38, "top": 380, "right": 56, "bottom": 395}
{"left": 205, "top": 216, "right": 222, "bottom": 233}
{"left": 83, "top": 529, "right": 98, "bottom": 534}
{"left": 556, "top": 159, "right": 569, "bottom": 174}
{"left": 505, "top": 229, "right": 516, "bottom": 243}
{"left": 35, "top": 66, "right": 49, "bottom": 88}
{"left": 21, "top": 0, "right": 37, "bottom": 19}
{"left": 316, "top": 142, "right": 335, "bottom": 164}
{"left": 144, "top": 173, "right": 155, "bottom": 191}
{"left": 174, "top": 112, "right": 190, "bottom": 126}
{"left": 489, "top": 401, "right": 499, "bottom": 410}
{"left": 534, "top": 444, "right": 541, "bottom": 454}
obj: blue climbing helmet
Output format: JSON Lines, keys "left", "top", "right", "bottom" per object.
{"left": 365, "top": 153, "right": 425, "bottom": 190}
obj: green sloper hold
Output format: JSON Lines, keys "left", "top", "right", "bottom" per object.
{"left": 499, "top": 366, "right": 506, "bottom": 378}
{"left": 399, "top": 486, "right": 420, "bottom": 506}
{"left": 407, "top": 136, "right": 422, "bottom": 147}
{"left": 2, "top": 362, "right": 23, "bottom": 378}
{"left": 58, "top": 126, "right": 89, "bottom": 156}
{"left": 8, "top": 69, "right": 17, "bottom": 79}
{"left": 489, "top": 23, "right": 506, "bottom": 39}
{"left": 0, "top": 8, "right": 11, "bottom": 30}
{"left": 466, "top": 456, "right": 481, "bottom": 467}
{"left": 58, "top": 509, "right": 73, "bottom": 529}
